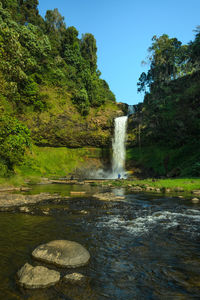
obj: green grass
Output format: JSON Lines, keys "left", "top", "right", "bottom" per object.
{"left": 0, "top": 145, "right": 103, "bottom": 187}
{"left": 102, "top": 178, "right": 200, "bottom": 192}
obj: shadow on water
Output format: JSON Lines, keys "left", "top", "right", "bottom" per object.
{"left": 0, "top": 184, "right": 200, "bottom": 299}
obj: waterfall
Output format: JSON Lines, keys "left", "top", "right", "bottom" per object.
{"left": 111, "top": 116, "right": 128, "bottom": 178}
{"left": 89, "top": 106, "right": 132, "bottom": 179}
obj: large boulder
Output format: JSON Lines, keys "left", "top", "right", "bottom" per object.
{"left": 32, "top": 240, "right": 90, "bottom": 268}
{"left": 17, "top": 263, "right": 60, "bottom": 289}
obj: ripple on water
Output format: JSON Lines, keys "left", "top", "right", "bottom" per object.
{"left": 0, "top": 187, "right": 200, "bottom": 299}
{"left": 96, "top": 207, "right": 200, "bottom": 238}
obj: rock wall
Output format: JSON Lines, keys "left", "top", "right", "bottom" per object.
{"left": 22, "top": 104, "right": 124, "bottom": 148}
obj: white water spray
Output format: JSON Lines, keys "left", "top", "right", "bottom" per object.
{"left": 111, "top": 116, "right": 128, "bottom": 178}
{"left": 89, "top": 106, "right": 133, "bottom": 179}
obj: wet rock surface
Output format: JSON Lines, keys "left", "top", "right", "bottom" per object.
{"left": 0, "top": 193, "right": 69, "bottom": 209}
{"left": 63, "top": 272, "right": 89, "bottom": 286}
{"left": 17, "top": 263, "right": 60, "bottom": 289}
{"left": 32, "top": 240, "right": 90, "bottom": 268}
{"left": 0, "top": 186, "right": 31, "bottom": 193}
{"left": 93, "top": 192, "right": 125, "bottom": 201}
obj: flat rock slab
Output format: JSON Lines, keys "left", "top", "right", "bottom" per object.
{"left": 93, "top": 192, "right": 125, "bottom": 201}
{"left": 0, "top": 193, "right": 68, "bottom": 209}
{"left": 0, "top": 186, "right": 31, "bottom": 192}
{"left": 17, "top": 263, "right": 60, "bottom": 289}
{"left": 32, "top": 240, "right": 90, "bottom": 268}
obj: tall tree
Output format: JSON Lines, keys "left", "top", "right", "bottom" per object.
{"left": 81, "top": 33, "right": 97, "bottom": 73}
{"left": 189, "top": 26, "right": 200, "bottom": 70}
{"left": 45, "top": 8, "right": 66, "bottom": 56}
{"left": 148, "top": 34, "right": 183, "bottom": 82}
{"left": 137, "top": 34, "right": 189, "bottom": 94}
{"left": 45, "top": 8, "right": 65, "bottom": 33}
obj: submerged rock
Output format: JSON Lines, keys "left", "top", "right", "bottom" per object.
{"left": 93, "top": 192, "right": 125, "bottom": 201}
{"left": 63, "top": 273, "right": 89, "bottom": 286}
{"left": 191, "top": 198, "right": 199, "bottom": 203}
{"left": 93, "top": 192, "right": 114, "bottom": 201}
{"left": 32, "top": 240, "right": 90, "bottom": 268}
{"left": 17, "top": 263, "right": 60, "bottom": 289}
{"left": 19, "top": 206, "right": 30, "bottom": 213}
{"left": 0, "top": 193, "right": 66, "bottom": 209}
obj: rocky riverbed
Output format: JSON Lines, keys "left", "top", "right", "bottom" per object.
{"left": 0, "top": 184, "right": 199, "bottom": 299}
{"left": 18, "top": 240, "right": 90, "bottom": 289}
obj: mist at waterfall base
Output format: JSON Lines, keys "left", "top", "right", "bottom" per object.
{"left": 90, "top": 115, "right": 129, "bottom": 180}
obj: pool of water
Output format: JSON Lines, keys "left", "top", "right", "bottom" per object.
{"left": 0, "top": 184, "right": 200, "bottom": 299}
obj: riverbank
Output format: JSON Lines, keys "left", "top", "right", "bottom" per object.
{"left": 101, "top": 178, "right": 200, "bottom": 194}
{"left": 0, "top": 145, "right": 108, "bottom": 187}
{"left": 0, "top": 177, "right": 199, "bottom": 196}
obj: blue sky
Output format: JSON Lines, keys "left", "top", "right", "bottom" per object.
{"left": 38, "top": 0, "right": 200, "bottom": 105}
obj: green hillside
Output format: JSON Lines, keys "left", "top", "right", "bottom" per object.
{"left": 0, "top": 0, "right": 122, "bottom": 178}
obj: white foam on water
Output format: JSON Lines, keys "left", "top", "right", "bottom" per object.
{"left": 97, "top": 209, "right": 200, "bottom": 237}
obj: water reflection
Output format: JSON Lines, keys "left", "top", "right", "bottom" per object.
{"left": 112, "top": 188, "right": 125, "bottom": 196}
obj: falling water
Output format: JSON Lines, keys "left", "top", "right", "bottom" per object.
{"left": 111, "top": 116, "right": 128, "bottom": 178}
{"left": 90, "top": 107, "right": 131, "bottom": 179}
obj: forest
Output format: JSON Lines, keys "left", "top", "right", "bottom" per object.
{"left": 0, "top": 0, "right": 116, "bottom": 177}
{"left": 0, "top": 0, "right": 199, "bottom": 179}
{"left": 127, "top": 32, "right": 200, "bottom": 177}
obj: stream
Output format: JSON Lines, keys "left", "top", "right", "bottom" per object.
{"left": 0, "top": 184, "right": 200, "bottom": 299}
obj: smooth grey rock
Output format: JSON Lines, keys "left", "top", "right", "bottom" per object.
{"left": 32, "top": 240, "right": 90, "bottom": 268}
{"left": 17, "top": 263, "right": 60, "bottom": 289}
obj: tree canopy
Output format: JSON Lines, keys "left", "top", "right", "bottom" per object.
{"left": 134, "top": 32, "right": 200, "bottom": 176}
{"left": 0, "top": 0, "right": 116, "bottom": 173}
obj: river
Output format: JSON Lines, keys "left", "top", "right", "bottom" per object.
{"left": 0, "top": 184, "right": 199, "bottom": 299}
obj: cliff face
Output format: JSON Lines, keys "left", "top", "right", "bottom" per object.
{"left": 21, "top": 88, "right": 124, "bottom": 148}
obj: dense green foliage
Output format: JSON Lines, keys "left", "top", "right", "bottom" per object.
{"left": 131, "top": 32, "right": 200, "bottom": 177}
{"left": 0, "top": 1, "right": 115, "bottom": 112}
{"left": 0, "top": 115, "right": 31, "bottom": 175}
{"left": 0, "top": 0, "right": 116, "bottom": 175}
